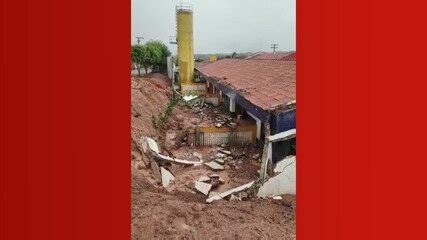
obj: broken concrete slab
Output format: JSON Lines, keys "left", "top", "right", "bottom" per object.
{"left": 215, "top": 153, "right": 226, "bottom": 158}
{"left": 274, "top": 155, "right": 296, "bottom": 173}
{"left": 214, "top": 159, "right": 225, "bottom": 164}
{"left": 205, "top": 161, "right": 225, "bottom": 171}
{"left": 183, "top": 94, "right": 198, "bottom": 102}
{"left": 208, "top": 191, "right": 219, "bottom": 198}
{"left": 206, "top": 181, "right": 255, "bottom": 203}
{"left": 160, "top": 167, "right": 175, "bottom": 188}
{"left": 141, "top": 136, "right": 160, "bottom": 154}
{"left": 257, "top": 160, "right": 296, "bottom": 197}
{"left": 194, "top": 181, "right": 212, "bottom": 195}
{"left": 268, "top": 129, "right": 296, "bottom": 143}
{"left": 198, "top": 176, "right": 211, "bottom": 182}
{"left": 193, "top": 152, "right": 203, "bottom": 160}
{"left": 156, "top": 153, "right": 202, "bottom": 166}
{"left": 207, "top": 174, "right": 224, "bottom": 187}
{"left": 272, "top": 196, "right": 283, "bottom": 200}
{"left": 218, "top": 149, "right": 231, "bottom": 155}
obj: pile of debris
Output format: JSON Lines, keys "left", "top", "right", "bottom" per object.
{"left": 213, "top": 115, "right": 238, "bottom": 128}
{"left": 190, "top": 101, "right": 239, "bottom": 128}
{"left": 140, "top": 136, "right": 258, "bottom": 202}
{"left": 194, "top": 174, "right": 225, "bottom": 196}
{"left": 141, "top": 136, "right": 202, "bottom": 186}
{"left": 140, "top": 131, "right": 296, "bottom": 204}
{"left": 203, "top": 147, "right": 233, "bottom": 170}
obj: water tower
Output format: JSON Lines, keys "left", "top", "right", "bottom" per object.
{"left": 176, "top": 3, "right": 194, "bottom": 88}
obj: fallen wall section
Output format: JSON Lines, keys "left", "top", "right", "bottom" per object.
{"left": 257, "top": 157, "right": 296, "bottom": 197}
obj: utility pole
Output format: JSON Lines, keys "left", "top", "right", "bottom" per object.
{"left": 136, "top": 36, "right": 144, "bottom": 45}
{"left": 270, "top": 43, "right": 278, "bottom": 53}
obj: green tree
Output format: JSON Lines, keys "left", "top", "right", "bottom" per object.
{"left": 144, "top": 40, "right": 171, "bottom": 73}
{"left": 131, "top": 41, "right": 171, "bottom": 76}
{"left": 131, "top": 45, "right": 144, "bottom": 76}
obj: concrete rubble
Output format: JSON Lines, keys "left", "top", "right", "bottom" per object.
{"left": 204, "top": 161, "right": 225, "bottom": 170}
{"left": 193, "top": 152, "right": 203, "bottom": 160}
{"left": 206, "top": 181, "right": 255, "bottom": 203}
{"left": 257, "top": 157, "right": 296, "bottom": 197}
{"left": 214, "top": 158, "right": 225, "bottom": 164}
{"left": 195, "top": 181, "right": 212, "bottom": 195}
{"left": 142, "top": 136, "right": 202, "bottom": 166}
{"left": 198, "top": 175, "right": 211, "bottom": 182}
{"left": 141, "top": 128, "right": 296, "bottom": 203}
{"left": 160, "top": 167, "right": 175, "bottom": 188}
{"left": 183, "top": 94, "right": 199, "bottom": 102}
{"left": 218, "top": 149, "right": 231, "bottom": 155}
{"left": 141, "top": 136, "right": 160, "bottom": 154}
{"left": 208, "top": 191, "right": 219, "bottom": 198}
{"left": 190, "top": 101, "right": 240, "bottom": 129}
{"left": 156, "top": 153, "right": 202, "bottom": 166}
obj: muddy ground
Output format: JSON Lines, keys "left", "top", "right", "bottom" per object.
{"left": 131, "top": 73, "right": 296, "bottom": 239}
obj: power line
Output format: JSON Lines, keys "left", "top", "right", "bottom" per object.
{"left": 136, "top": 36, "right": 144, "bottom": 45}
{"left": 270, "top": 43, "right": 279, "bottom": 53}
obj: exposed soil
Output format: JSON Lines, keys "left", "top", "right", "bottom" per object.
{"left": 131, "top": 73, "right": 296, "bottom": 239}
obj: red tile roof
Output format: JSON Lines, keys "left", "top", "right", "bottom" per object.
{"left": 196, "top": 59, "right": 296, "bottom": 111}
{"left": 246, "top": 51, "right": 296, "bottom": 61}
{"left": 195, "top": 61, "right": 211, "bottom": 69}
{"left": 282, "top": 52, "right": 296, "bottom": 61}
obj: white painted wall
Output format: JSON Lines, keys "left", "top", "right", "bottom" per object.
{"left": 181, "top": 84, "right": 207, "bottom": 91}
{"left": 189, "top": 131, "right": 254, "bottom": 145}
{"left": 257, "top": 158, "right": 296, "bottom": 197}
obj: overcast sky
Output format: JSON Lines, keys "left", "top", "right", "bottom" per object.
{"left": 131, "top": 0, "right": 295, "bottom": 54}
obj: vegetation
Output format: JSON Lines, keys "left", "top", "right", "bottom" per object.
{"left": 131, "top": 40, "right": 171, "bottom": 76}
{"left": 152, "top": 97, "right": 180, "bottom": 129}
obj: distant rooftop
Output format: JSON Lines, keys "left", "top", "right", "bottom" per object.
{"left": 196, "top": 59, "right": 296, "bottom": 111}
{"left": 246, "top": 51, "right": 296, "bottom": 61}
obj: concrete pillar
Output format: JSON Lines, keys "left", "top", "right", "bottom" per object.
{"left": 268, "top": 142, "right": 272, "bottom": 163}
{"left": 229, "top": 98, "right": 236, "bottom": 112}
{"left": 255, "top": 120, "right": 261, "bottom": 140}
{"left": 259, "top": 114, "right": 271, "bottom": 182}
{"left": 247, "top": 111, "right": 262, "bottom": 140}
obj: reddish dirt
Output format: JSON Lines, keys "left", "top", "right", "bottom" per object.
{"left": 131, "top": 73, "right": 296, "bottom": 239}
{"left": 132, "top": 168, "right": 295, "bottom": 240}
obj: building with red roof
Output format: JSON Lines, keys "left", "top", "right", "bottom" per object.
{"left": 195, "top": 59, "right": 296, "bottom": 161}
